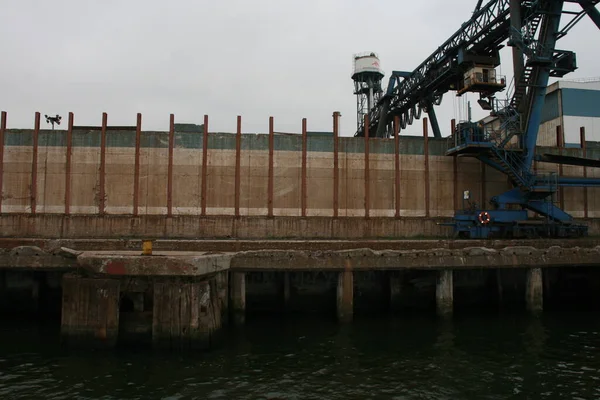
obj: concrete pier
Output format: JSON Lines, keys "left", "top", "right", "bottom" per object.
{"left": 389, "top": 272, "right": 403, "bottom": 312}
{"left": 131, "top": 292, "right": 144, "bottom": 312}
{"left": 215, "top": 271, "right": 229, "bottom": 326}
{"left": 526, "top": 268, "right": 543, "bottom": 313}
{"left": 496, "top": 269, "right": 504, "bottom": 307}
{"left": 283, "top": 272, "right": 291, "bottom": 311}
{"left": 152, "top": 279, "right": 221, "bottom": 350}
{"left": 230, "top": 272, "right": 246, "bottom": 326}
{"left": 436, "top": 270, "right": 453, "bottom": 317}
{"left": 337, "top": 269, "right": 353, "bottom": 323}
{"left": 61, "top": 274, "right": 120, "bottom": 348}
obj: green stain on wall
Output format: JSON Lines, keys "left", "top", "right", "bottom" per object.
{"left": 4, "top": 129, "right": 588, "bottom": 158}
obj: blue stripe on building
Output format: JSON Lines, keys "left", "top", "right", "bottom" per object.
{"left": 561, "top": 88, "right": 600, "bottom": 118}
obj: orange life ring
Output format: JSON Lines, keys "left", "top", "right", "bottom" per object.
{"left": 478, "top": 211, "right": 491, "bottom": 224}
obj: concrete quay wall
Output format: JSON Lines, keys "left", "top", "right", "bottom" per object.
{"left": 2, "top": 243, "right": 600, "bottom": 349}
{"left": 2, "top": 243, "right": 599, "bottom": 274}
{"left": 1, "top": 126, "right": 598, "bottom": 238}
{"left": 2, "top": 214, "right": 600, "bottom": 239}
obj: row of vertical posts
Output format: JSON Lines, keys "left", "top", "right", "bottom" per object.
{"left": 0, "top": 111, "right": 591, "bottom": 218}
{"left": 229, "top": 267, "right": 545, "bottom": 325}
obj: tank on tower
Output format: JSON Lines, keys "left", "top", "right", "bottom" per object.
{"left": 352, "top": 52, "right": 384, "bottom": 136}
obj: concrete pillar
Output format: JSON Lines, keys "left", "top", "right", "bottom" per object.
{"left": 230, "top": 272, "right": 246, "bottom": 326}
{"left": 152, "top": 278, "right": 221, "bottom": 350}
{"left": 436, "top": 270, "right": 453, "bottom": 317}
{"left": 0, "top": 270, "right": 5, "bottom": 312}
{"left": 283, "top": 272, "right": 291, "bottom": 311}
{"left": 526, "top": 268, "right": 543, "bottom": 314}
{"left": 61, "top": 274, "right": 120, "bottom": 348}
{"left": 389, "top": 272, "right": 403, "bottom": 312}
{"left": 496, "top": 269, "right": 504, "bottom": 308}
{"left": 336, "top": 270, "right": 353, "bottom": 323}
{"left": 131, "top": 292, "right": 144, "bottom": 312}
{"left": 216, "top": 271, "right": 229, "bottom": 326}
{"left": 31, "top": 276, "right": 40, "bottom": 313}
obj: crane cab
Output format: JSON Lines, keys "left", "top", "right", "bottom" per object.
{"left": 457, "top": 64, "right": 506, "bottom": 96}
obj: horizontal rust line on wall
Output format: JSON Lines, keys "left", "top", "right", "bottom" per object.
{"left": 72, "top": 126, "right": 137, "bottom": 131}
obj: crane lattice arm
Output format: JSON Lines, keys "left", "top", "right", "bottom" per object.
{"left": 359, "top": 0, "right": 600, "bottom": 140}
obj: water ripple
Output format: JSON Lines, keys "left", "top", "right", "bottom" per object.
{"left": 0, "top": 315, "right": 599, "bottom": 399}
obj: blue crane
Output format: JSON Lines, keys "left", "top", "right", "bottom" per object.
{"left": 356, "top": 0, "right": 600, "bottom": 239}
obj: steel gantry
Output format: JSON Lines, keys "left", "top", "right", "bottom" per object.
{"left": 357, "top": 0, "right": 600, "bottom": 238}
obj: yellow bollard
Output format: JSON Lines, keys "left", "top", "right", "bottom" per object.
{"left": 142, "top": 240, "right": 153, "bottom": 256}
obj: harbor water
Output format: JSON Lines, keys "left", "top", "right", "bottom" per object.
{"left": 1, "top": 312, "right": 599, "bottom": 399}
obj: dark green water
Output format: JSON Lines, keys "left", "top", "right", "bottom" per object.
{"left": 1, "top": 313, "right": 599, "bottom": 400}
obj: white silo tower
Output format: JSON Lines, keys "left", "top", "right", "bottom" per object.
{"left": 352, "top": 52, "right": 384, "bottom": 136}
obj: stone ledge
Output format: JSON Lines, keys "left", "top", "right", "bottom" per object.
{"left": 77, "top": 251, "right": 233, "bottom": 276}
{"left": 229, "top": 246, "right": 600, "bottom": 271}
{"left": 1, "top": 237, "right": 600, "bottom": 252}
{"left": 1, "top": 245, "right": 600, "bottom": 274}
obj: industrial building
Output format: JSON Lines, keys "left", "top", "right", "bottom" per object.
{"left": 479, "top": 78, "right": 600, "bottom": 148}
{"left": 538, "top": 78, "right": 600, "bottom": 147}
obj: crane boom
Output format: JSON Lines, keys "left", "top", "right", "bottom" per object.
{"left": 358, "top": 0, "right": 512, "bottom": 138}
{"left": 359, "top": 0, "right": 599, "bottom": 140}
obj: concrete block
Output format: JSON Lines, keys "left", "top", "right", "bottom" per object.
{"left": 61, "top": 274, "right": 120, "bottom": 348}
{"left": 152, "top": 278, "right": 221, "bottom": 350}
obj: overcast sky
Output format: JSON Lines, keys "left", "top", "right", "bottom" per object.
{"left": 1, "top": 0, "right": 599, "bottom": 136}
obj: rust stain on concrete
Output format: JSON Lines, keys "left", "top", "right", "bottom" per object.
{"left": 105, "top": 261, "right": 127, "bottom": 275}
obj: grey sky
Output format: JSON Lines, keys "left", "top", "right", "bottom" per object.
{"left": 1, "top": 0, "right": 599, "bottom": 136}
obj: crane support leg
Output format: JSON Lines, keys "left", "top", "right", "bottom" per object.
{"left": 579, "top": 0, "right": 600, "bottom": 30}
{"left": 427, "top": 104, "right": 442, "bottom": 138}
{"left": 523, "top": 1, "right": 564, "bottom": 170}
{"left": 510, "top": 0, "right": 524, "bottom": 99}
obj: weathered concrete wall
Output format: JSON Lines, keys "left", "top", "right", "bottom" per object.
{"left": 1, "top": 214, "right": 600, "bottom": 239}
{"left": 1, "top": 129, "right": 598, "bottom": 238}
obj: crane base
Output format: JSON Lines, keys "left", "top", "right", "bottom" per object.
{"left": 446, "top": 209, "right": 588, "bottom": 239}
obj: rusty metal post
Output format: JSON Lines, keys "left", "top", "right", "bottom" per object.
{"left": 31, "top": 112, "right": 40, "bottom": 215}
{"left": 333, "top": 112, "right": 339, "bottom": 218}
{"left": 423, "top": 117, "right": 430, "bottom": 218}
{"left": 167, "top": 114, "right": 175, "bottom": 217}
{"left": 133, "top": 113, "right": 142, "bottom": 216}
{"left": 235, "top": 116, "right": 242, "bottom": 217}
{"left": 65, "top": 112, "right": 73, "bottom": 215}
{"left": 0, "top": 111, "right": 6, "bottom": 214}
{"left": 301, "top": 118, "right": 307, "bottom": 217}
{"left": 201, "top": 115, "right": 209, "bottom": 216}
{"left": 364, "top": 115, "right": 370, "bottom": 218}
{"left": 581, "top": 127, "right": 588, "bottom": 218}
{"left": 99, "top": 112, "right": 108, "bottom": 215}
{"left": 451, "top": 119, "right": 458, "bottom": 212}
{"left": 394, "top": 116, "right": 401, "bottom": 218}
{"left": 268, "top": 116, "right": 274, "bottom": 217}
